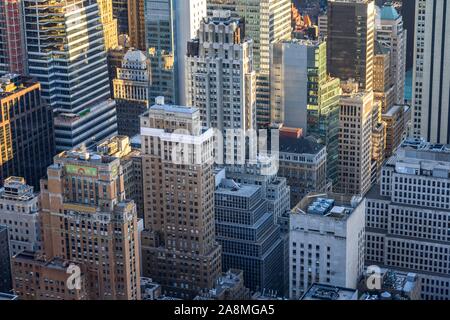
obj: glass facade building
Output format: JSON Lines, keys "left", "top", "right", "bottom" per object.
{"left": 23, "top": 0, "right": 117, "bottom": 152}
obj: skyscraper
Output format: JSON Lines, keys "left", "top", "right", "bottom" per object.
{"left": 373, "top": 41, "right": 395, "bottom": 113}
{"left": 270, "top": 38, "right": 341, "bottom": 185}
{"left": 207, "top": 0, "right": 292, "bottom": 128}
{"left": 289, "top": 193, "right": 366, "bottom": 299}
{"left": 112, "top": 0, "right": 130, "bottom": 35}
{"left": 140, "top": 98, "right": 222, "bottom": 299}
{"left": 128, "top": 0, "right": 146, "bottom": 50}
{"left": 186, "top": 11, "right": 256, "bottom": 164}
{"left": 327, "top": 0, "right": 376, "bottom": 91}
{"left": 97, "top": 0, "right": 118, "bottom": 50}
{"left": 412, "top": 0, "right": 450, "bottom": 144}
{"left": 23, "top": 0, "right": 118, "bottom": 152}
{"left": 0, "top": 74, "right": 55, "bottom": 190}
{"left": 366, "top": 139, "right": 450, "bottom": 300}
{"left": 39, "top": 145, "right": 141, "bottom": 300}
{"left": 215, "top": 178, "right": 285, "bottom": 294}
{"left": 337, "top": 81, "right": 374, "bottom": 196}
{"left": 113, "top": 49, "right": 151, "bottom": 137}
{"left": 0, "top": 0, "right": 26, "bottom": 75}
{"left": 144, "top": 0, "right": 206, "bottom": 105}
{"left": 376, "top": 3, "right": 407, "bottom": 105}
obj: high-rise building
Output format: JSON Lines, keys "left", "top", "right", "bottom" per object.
{"left": 128, "top": 0, "right": 146, "bottom": 50}
{"left": 207, "top": 0, "right": 292, "bottom": 128}
{"left": 0, "top": 177, "right": 41, "bottom": 256}
{"left": 186, "top": 11, "right": 256, "bottom": 164}
{"left": 23, "top": 0, "right": 118, "bottom": 152}
{"left": 366, "top": 139, "right": 450, "bottom": 300}
{"left": 0, "top": 0, "right": 26, "bottom": 75}
{"left": 97, "top": 0, "right": 118, "bottom": 50}
{"left": 373, "top": 41, "right": 395, "bottom": 113}
{"left": 113, "top": 49, "right": 151, "bottom": 137}
{"left": 327, "top": 0, "right": 376, "bottom": 91}
{"left": 11, "top": 251, "right": 88, "bottom": 300}
{"left": 38, "top": 145, "right": 141, "bottom": 300}
{"left": 140, "top": 99, "right": 222, "bottom": 299}
{"left": 270, "top": 38, "right": 341, "bottom": 185}
{"left": 412, "top": 0, "right": 450, "bottom": 144}
{"left": 0, "top": 225, "right": 11, "bottom": 293}
{"left": 0, "top": 74, "right": 55, "bottom": 190}
{"left": 376, "top": 3, "right": 407, "bottom": 105}
{"left": 215, "top": 178, "right": 285, "bottom": 294}
{"left": 401, "top": 0, "right": 416, "bottom": 71}
{"left": 144, "top": 0, "right": 206, "bottom": 105}
{"left": 278, "top": 135, "right": 328, "bottom": 206}
{"left": 97, "top": 136, "right": 144, "bottom": 219}
{"left": 112, "top": 0, "right": 130, "bottom": 36}
{"left": 289, "top": 193, "right": 366, "bottom": 299}
{"left": 337, "top": 81, "right": 374, "bottom": 196}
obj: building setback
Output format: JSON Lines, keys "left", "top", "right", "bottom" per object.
{"left": 0, "top": 75, "right": 55, "bottom": 190}
{"left": 215, "top": 178, "right": 285, "bottom": 295}
{"left": 365, "top": 139, "right": 450, "bottom": 300}
{"left": 140, "top": 98, "right": 222, "bottom": 299}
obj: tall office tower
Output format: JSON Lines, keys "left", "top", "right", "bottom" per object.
{"left": 381, "top": 104, "right": 406, "bottom": 158}
{"left": 278, "top": 135, "right": 328, "bottom": 207}
{"left": 207, "top": 0, "right": 292, "bottom": 128}
{"left": 23, "top": 0, "right": 118, "bottom": 152}
{"left": 412, "top": 0, "right": 450, "bottom": 144}
{"left": 401, "top": 0, "right": 416, "bottom": 71}
{"left": 0, "top": 177, "right": 41, "bottom": 256}
{"left": 224, "top": 160, "right": 291, "bottom": 223}
{"left": 140, "top": 99, "right": 222, "bottom": 299}
{"left": 186, "top": 11, "right": 256, "bottom": 164}
{"left": 39, "top": 145, "right": 141, "bottom": 300}
{"left": 289, "top": 193, "right": 365, "bottom": 299}
{"left": 215, "top": 178, "right": 285, "bottom": 294}
{"left": 376, "top": 3, "right": 407, "bottom": 105}
{"left": 327, "top": 0, "right": 376, "bottom": 91}
{"left": 0, "top": 75, "right": 55, "bottom": 190}
{"left": 128, "top": 0, "right": 146, "bottom": 50}
{"left": 270, "top": 39, "right": 341, "bottom": 185}
{"left": 11, "top": 251, "right": 88, "bottom": 300}
{"left": 0, "top": 0, "right": 26, "bottom": 75}
{"left": 144, "top": 0, "right": 206, "bottom": 105}
{"left": 366, "top": 139, "right": 450, "bottom": 300}
{"left": 112, "top": 0, "right": 130, "bottom": 35}
{"left": 373, "top": 41, "right": 395, "bottom": 113}
{"left": 371, "top": 115, "right": 386, "bottom": 184}
{"left": 107, "top": 37, "right": 131, "bottom": 96}
{"left": 97, "top": 0, "right": 118, "bottom": 50}
{"left": 337, "top": 81, "right": 374, "bottom": 196}
{"left": 0, "top": 225, "right": 11, "bottom": 293}
{"left": 113, "top": 49, "right": 151, "bottom": 137}
{"left": 97, "top": 136, "right": 144, "bottom": 219}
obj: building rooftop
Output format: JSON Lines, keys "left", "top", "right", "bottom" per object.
{"left": 0, "top": 74, "right": 37, "bottom": 99}
{"left": 279, "top": 135, "right": 324, "bottom": 155}
{"left": 380, "top": 4, "right": 400, "bottom": 21}
{"left": 292, "top": 192, "right": 364, "bottom": 220}
{"left": 13, "top": 250, "right": 76, "bottom": 271}
{"left": 216, "top": 179, "right": 261, "bottom": 198}
{"left": 301, "top": 284, "right": 358, "bottom": 300}
{"left": 57, "top": 144, "right": 119, "bottom": 166}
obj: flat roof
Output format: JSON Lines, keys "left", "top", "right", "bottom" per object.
{"left": 301, "top": 284, "right": 358, "bottom": 300}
